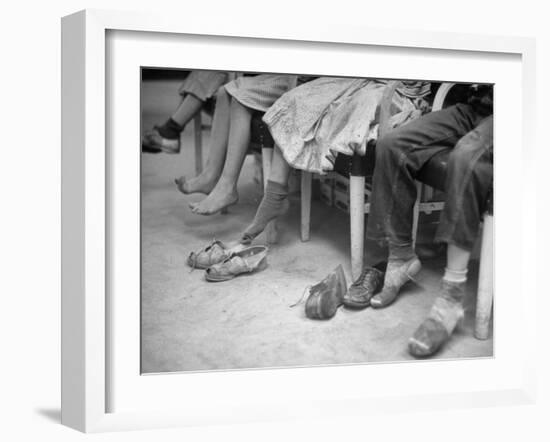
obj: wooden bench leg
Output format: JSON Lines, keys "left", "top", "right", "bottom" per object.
{"left": 262, "top": 147, "right": 278, "bottom": 244}
{"left": 350, "top": 154, "right": 365, "bottom": 281}
{"left": 193, "top": 113, "right": 203, "bottom": 176}
{"left": 475, "top": 213, "right": 494, "bottom": 340}
{"left": 300, "top": 171, "right": 312, "bottom": 242}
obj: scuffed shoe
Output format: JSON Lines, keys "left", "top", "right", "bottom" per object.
{"left": 205, "top": 246, "right": 268, "bottom": 282}
{"left": 342, "top": 263, "right": 386, "bottom": 309}
{"left": 187, "top": 239, "right": 244, "bottom": 270}
{"left": 304, "top": 265, "right": 347, "bottom": 320}
{"left": 370, "top": 256, "right": 422, "bottom": 308}
{"left": 408, "top": 280, "right": 465, "bottom": 357}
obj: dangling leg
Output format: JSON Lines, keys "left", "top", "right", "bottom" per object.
{"left": 190, "top": 98, "right": 253, "bottom": 214}
{"left": 175, "top": 86, "right": 231, "bottom": 195}
{"left": 240, "top": 145, "right": 291, "bottom": 243}
{"left": 409, "top": 116, "right": 493, "bottom": 357}
{"left": 171, "top": 94, "right": 203, "bottom": 127}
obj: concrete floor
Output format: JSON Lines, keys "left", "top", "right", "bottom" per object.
{"left": 140, "top": 79, "right": 493, "bottom": 374}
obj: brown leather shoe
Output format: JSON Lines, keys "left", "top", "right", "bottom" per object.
{"left": 342, "top": 263, "right": 386, "bottom": 309}
{"left": 305, "top": 265, "right": 347, "bottom": 320}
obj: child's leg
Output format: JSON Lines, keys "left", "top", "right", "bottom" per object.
{"left": 190, "top": 98, "right": 253, "bottom": 214}
{"left": 170, "top": 94, "right": 203, "bottom": 127}
{"left": 240, "top": 146, "right": 291, "bottom": 243}
{"left": 175, "top": 87, "right": 231, "bottom": 194}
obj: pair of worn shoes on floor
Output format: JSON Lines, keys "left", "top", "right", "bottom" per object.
{"left": 187, "top": 239, "right": 268, "bottom": 282}
{"left": 301, "top": 262, "right": 387, "bottom": 320}
{"left": 301, "top": 260, "right": 465, "bottom": 358}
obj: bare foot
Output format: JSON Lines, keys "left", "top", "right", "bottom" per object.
{"left": 190, "top": 186, "right": 239, "bottom": 215}
{"left": 175, "top": 172, "right": 217, "bottom": 195}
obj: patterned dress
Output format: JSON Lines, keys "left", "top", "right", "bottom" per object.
{"left": 263, "top": 77, "right": 431, "bottom": 174}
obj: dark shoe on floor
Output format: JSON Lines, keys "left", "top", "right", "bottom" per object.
{"left": 342, "top": 263, "right": 386, "bottom": 309}
{"left": 205, "top": 245, "right": 268, "bottom": 282}
{"left": 305, "top": 265, "right": 347, "bottom": 320}
{"left": 408, "top": 280, "right": 465, "bottom": 357}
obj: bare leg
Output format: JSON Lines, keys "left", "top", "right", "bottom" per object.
{"left": 240, "top": 145, "right": 291, "bottom": 243}
{"left": 171, "top": 94, "right": 203, "bottom": 127}
{"left": 190, "top": 99, "right": 253, "bottom": 214}
{"left": 175, "top": 87, "right": 231, "bottom": 195}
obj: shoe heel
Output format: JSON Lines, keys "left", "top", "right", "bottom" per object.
{"left": 254, "top": 256, "right": 268, "bottom": 272}
{"left": 406, "top": 258, "right": 422, "bottom": 282}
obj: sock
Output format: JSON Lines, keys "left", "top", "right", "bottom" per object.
{"left": 241, "top": 180, "right": 289, "bottom": 243}
{"left": 408, "top": 279, "right": 465, "bottom": 357}
{"left": 443, "top": 267, "right": 468, "bottom": 284}
{"left": 156, "top": 118, "right": 184, "bottom": 140}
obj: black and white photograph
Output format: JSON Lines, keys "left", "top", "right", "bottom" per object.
{"left": 140, "top": 69, "right": 494, "bottom": 373}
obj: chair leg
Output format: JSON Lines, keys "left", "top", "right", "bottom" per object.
{"left": 261, "top": 147, "right": 278, "bottom": 244}
{"left": 193, "top": 113, "right": 203, "bottom": 176}
{"left": 412, "top": 182, "right": 422, "bottom": 248}
{"left": 300, "top": 171, "right": 312, "bottom": 242}
{"left": 350, "top": 155, "right": 365, "bottom": 282}
{"left": 475, "top": 213, "right": 494, "bottom": 340}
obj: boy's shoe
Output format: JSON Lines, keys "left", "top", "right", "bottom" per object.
{"left": 304, "top": 265, "right": 347, "bottom": 320}
{"left": 370, "top": 256, "right": 422, "bottom": 308}
{"left": 142, "top": 128, "right": 181, "bottom": 154}
{"left": 342, "top": 263, "right": 386, "bottom": 309}
{"left": 408, "top": 280, "right": 465, "bottom": 357}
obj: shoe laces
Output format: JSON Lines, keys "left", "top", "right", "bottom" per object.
{"left": 352, "top": 267, "right": 377, "bottom": 288}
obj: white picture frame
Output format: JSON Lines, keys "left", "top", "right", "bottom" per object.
{"left": 61, "top": 8, "right": 537, "bottom": 433}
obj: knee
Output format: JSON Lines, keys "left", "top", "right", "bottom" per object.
{"left": 447, "top": 137, "right": 480, "bottom": 172}
{"left": 375, "top": 131, "right": 404, "bottom": 163}
{"left": 215, "top": 85, "right": 229, "bottom": 102}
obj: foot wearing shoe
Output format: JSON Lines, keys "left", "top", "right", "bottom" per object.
{"left": 175, "top": 170, "right": 218, "bottom": 195}
{"left": 189, "top": 183, "right": 239, "bottom": 215}
{"left": 142, "top": 128, "right": 181, "bottom": 154}
{"left": 342, "top": 262, "right": 386, "bottom": 309}
{"left": 241, "top": 180, "right": 289, "bottom": 244}
{"left": 408, "top": 279, "right": 465, "bottom": 357}
{"left": 370, "top": 255, "right": 421, "bottom": 308}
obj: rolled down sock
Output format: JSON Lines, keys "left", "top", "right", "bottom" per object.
{"left": 156, "top": 118, "right": 184, "bottom": 139}
{"left": 241, "top": 180, "right": 289, "bottom": 243}
{"left": 443, "top": 267, "right": 468, "bottom": 284}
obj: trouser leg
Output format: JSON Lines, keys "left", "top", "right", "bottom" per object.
{"left": 435, "top": 116, "right": 493, "bottom": 250}
{"left": 366, "top": 103, "right": 481, "bottom": 244}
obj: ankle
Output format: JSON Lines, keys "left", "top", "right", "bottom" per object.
{"left": 443, "top": 267, "right": 468, "bottom": 284}
{"left": 156, "top": 118, "right": 184, "bottom": 139}
{"left": 388, "top": 242, "right": 415, "bottom": 263}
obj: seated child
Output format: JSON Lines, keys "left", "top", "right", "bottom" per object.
{"left": 142, "top": 70, "right": 229, "bottom": 154}
{"left": 365, "top": 84, "right": 493, "bottom": 357}
{"left": 175, "top": 74, "right": 299, "bottom": 215}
